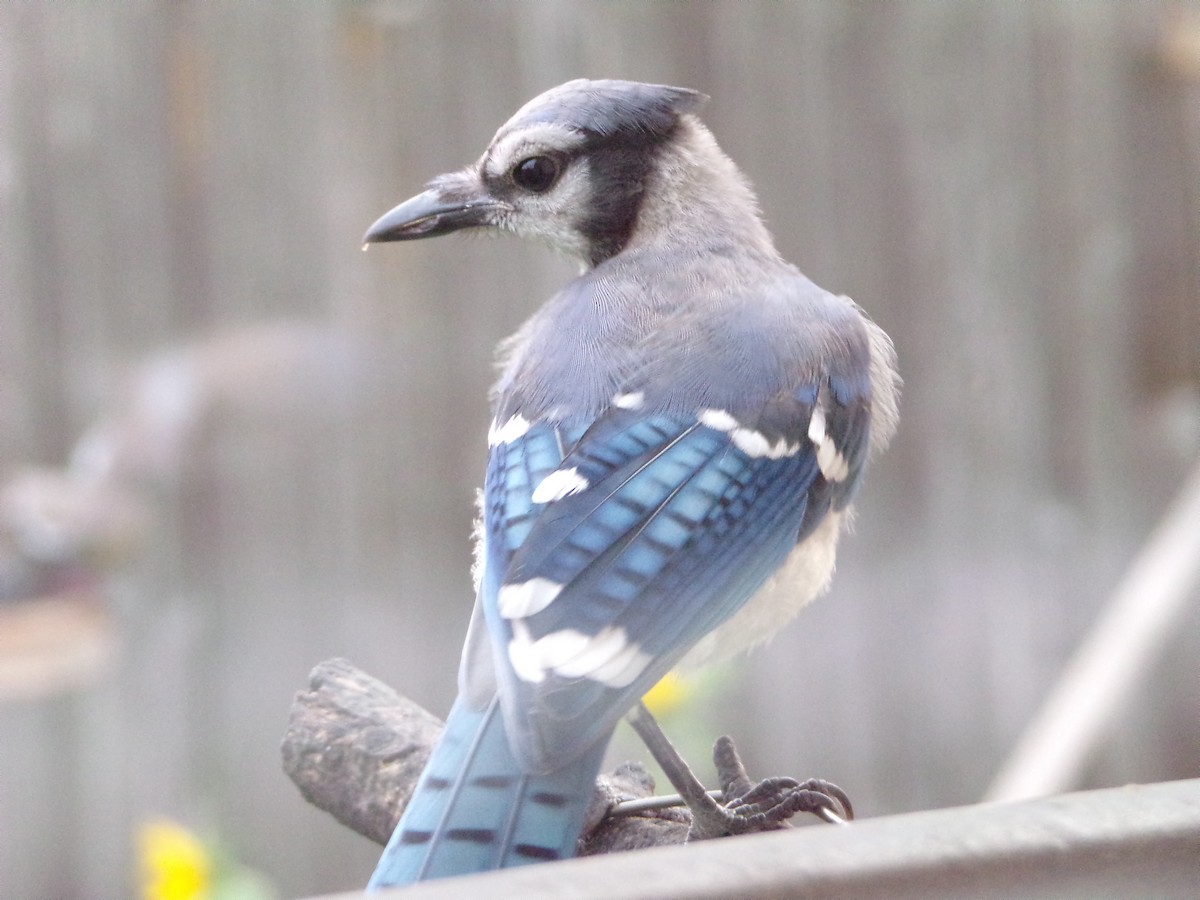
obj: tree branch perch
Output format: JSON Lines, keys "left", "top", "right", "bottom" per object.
{"left": 280, "top": 658, "right": 690, "bottom": 854}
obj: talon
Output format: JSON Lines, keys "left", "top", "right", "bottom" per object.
{"left": 627, "top": 706, "right": 854, "bottom": 841}
{"left": 796, "top": 777, "right": 854, "bottom": 822}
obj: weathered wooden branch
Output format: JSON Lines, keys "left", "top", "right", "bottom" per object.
{"left": 280, "top": 658, "right": 690, "bottom": 855}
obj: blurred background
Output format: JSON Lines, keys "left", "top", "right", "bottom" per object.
{"left": 2, "top": 2, "right": 1199, "bottom": 897}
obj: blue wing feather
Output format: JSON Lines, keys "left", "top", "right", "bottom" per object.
{"left": 480, "top": 381, "right": 869, "bottom": 771}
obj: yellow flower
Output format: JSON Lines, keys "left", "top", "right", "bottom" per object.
{"left": 641, "top": 671, "right": 690, "bottom": 718}
{"left": 138, "top": 818, "right": 211, "bottom": 900}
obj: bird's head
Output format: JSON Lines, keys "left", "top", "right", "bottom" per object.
{"left": 363, "top": 79, "right": 708, "bottom": 268}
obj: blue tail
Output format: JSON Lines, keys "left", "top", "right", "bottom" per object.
{"left": 368, "top": 695, "right": 610, "bottom": 887}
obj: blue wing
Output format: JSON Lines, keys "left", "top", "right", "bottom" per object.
{"left": 479, "top": 368, "right": 872, "bottom": 774}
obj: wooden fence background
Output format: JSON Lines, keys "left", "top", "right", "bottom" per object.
{"left": 2, "top": 3, "right": 1198, "bottom": 897}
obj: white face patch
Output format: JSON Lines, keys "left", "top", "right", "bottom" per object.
{"left": 699, "top": 408, "right": 800, "bottom": 459}
{"left": 484, "top": 122, "right": 584, "bottom": 181}
{"left": 807, "top": 405, "right": 850, "bottom": 481}
{"left": 507, "top": 620, "right": 651, "bottom": 688}
{"left": 531, "top": 467, "right": 590, "bottom": 503}
{"left": 497, "top": 577, "right": 563, "bottom": 618}
{"left": 613, "top": 390, "right": 645, "bottom": 410}
{"left": 479, "top": 113, "right": 613, "bottom": 265}
{"left": 488, "top": 414, "right": 532, "bottom": 446}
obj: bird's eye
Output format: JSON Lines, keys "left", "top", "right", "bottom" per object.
{"left": 512, "top": 155, "right": 560, "bottom": 193}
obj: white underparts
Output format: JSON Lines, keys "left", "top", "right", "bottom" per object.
{"left": 683, "top": 511, "right": 844, "bottom": 668}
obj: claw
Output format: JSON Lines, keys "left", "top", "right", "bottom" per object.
{"left": 625, "top": 702, "right": 854, "bottom": 841}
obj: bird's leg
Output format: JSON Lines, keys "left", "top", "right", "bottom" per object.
{"left": 625, "top": 702, "right": 853, "bottom": 840}
{"left": 626, "top": 701, "right": 735, "bottom": 839}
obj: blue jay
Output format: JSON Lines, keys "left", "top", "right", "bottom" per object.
{"left": 363, "top": 79, "right": 899, "bottom": 887}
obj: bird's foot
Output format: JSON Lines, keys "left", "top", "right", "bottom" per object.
{"left": 625, "top": 701, "right": 853, "bottom": 841}
{"left": 694, "top": 734, "right": 853, "bottom": 838}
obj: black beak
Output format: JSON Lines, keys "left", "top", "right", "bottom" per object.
{"left": 363, "top": 176, "right": 500, "bottom": 245}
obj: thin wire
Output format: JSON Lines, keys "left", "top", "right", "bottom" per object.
{"left": 610, "top": 790, "right": 725, "bottom": 817}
